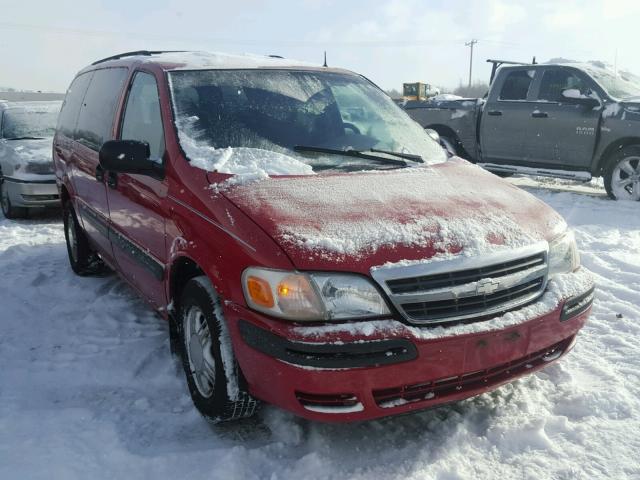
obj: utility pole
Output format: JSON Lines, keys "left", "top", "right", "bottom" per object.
{"left": 465, "top": 39, "right": 478, "bottom": 88}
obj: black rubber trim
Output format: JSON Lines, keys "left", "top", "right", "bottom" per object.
{"left": 79, "top": 202, "right": 109, "bottom": 237}
{"left": 78, "top": 202, "right": 164, "bottom": 280}
{"left": 239, "top": 320, "right": 417, "bottom": 369}
{"left": 108, "top": 228, "right": 164, "bottom": 280}
{"left": 560, "top": 286, "right": 595, "bottom": 322}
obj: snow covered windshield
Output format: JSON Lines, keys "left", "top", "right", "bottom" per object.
{"left": 169, "top": 69, "right": 446, "bottom": 173}
{"left": 1, "top": 105, "right": 60, "bottom": 139}
{"left": 584, "top": 66, "right": 640, "bottom": 100}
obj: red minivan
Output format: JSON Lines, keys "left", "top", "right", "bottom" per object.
{"left": 54, "top": 50, "right": 594, "bottom": 423}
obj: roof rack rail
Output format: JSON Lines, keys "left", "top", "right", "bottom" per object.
{"left": 91, "top": 50, "right": 186, "bottom": 66}
{"left": 486, "top": 57, "right": 537, "bottom": 83}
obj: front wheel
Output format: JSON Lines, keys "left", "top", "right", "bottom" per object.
{"left": 178, "top": 276, "right": 258, "bottom": 423}
{"left": 63, "top": 202, "right": 105, "bottom": 275}
{"left": 1, "top": 180, "right": 28, "bottom": 219}
{"left": 604, "top": 146, "right": 640, "bottom": 201}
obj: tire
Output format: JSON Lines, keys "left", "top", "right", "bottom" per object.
{"left": 63, "top": 201, "right": 105, "bottom": 275}
{"left": 0, "top": 180, "right": 28, "bottom": 219}
{"left": 604, "top": 145, "right": 640, "bottom": 201}
{"left": 439, "top": 136, "right": 457, "bottom": 157}
{"left": 178, "top": 276, "right": 258, "bottom": 423}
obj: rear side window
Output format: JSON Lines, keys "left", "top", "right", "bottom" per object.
{"left": 57, "top": 72, "right": 93, "bottom": 138}
{"left": 499, "top": 70, "right": 534, "bottom": 101}
{"left": 538, "top": 69, "right": 588, "bottom": 102}
{"left": 120, "top": 72, "right": 165, "bottom": 161}
{"left": 75, "top": 67, "right": 128, "bottom": 151}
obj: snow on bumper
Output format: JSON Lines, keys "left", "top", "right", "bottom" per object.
{"left": 228, "top": 268, "right": 594, "bottom": 422}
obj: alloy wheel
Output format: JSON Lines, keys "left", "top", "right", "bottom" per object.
{"left": 184, "top": 305, "right": 216, "bottom": 398}
{"left": 612, "top": 156, "right": 640, "bottom": 201}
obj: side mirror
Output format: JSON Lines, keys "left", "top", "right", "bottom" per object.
{"left": 561, "top": 89, "right": 600, "bottom": 108}
{"left": 99, "top": 140, "right": 162, "bottom": 177}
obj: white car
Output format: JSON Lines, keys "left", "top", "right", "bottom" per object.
{"left": 0, "top": 101, "right": 61, "bottom": 218}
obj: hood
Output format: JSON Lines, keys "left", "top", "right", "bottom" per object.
{"left": 220, "top": 158, "right": 567, "bottom": 274}
{"left": 0, "top": 138, "right": 54, "bottom": 178}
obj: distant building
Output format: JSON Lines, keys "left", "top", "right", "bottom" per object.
{"left": 0, "top": 91, "right": 65, "bottom": 102}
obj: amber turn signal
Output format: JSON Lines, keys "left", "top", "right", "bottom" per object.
{"left": 246, "top": 275, "right": 275, "bottom": 308}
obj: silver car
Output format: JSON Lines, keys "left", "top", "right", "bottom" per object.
{"left": 0, "top": 101, "right": 61, "bottom": 218}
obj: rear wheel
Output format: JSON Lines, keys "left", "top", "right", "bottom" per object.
{"left": 63, "top": 202, "right": 105, "bottom": 275}
{"left": 0, "top": 180, "right": 28, "bottom": 219}
{"left": 604, "top": 146, "right": 640, "bottom": 201}
{"left": 439, "top": 136, "right": 457, "bottom": 157}
{"left": 178, "top": 276, "right": 258, "bottom": 423}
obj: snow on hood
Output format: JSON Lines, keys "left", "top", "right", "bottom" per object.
{"left": 221, "top": 158, "right": 567, "bottom": 272}
{"left": 0, "top": 138, "right": 54, "bottom": 180}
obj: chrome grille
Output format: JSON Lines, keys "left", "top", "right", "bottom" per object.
{"left": 371, "top": 242, "right": 549, "bottom": 325}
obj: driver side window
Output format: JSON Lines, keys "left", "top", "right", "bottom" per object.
{"left": 538, "top": 69, "right": 589, "bottom": 102}
{"left": 121, "top": 72, "right": 165, "bottom": 162}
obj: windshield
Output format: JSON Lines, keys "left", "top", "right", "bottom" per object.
{"left": 584, "top": 65, "right": 640, "bottom": 99}
{"left": 1, "top": 105, "right": 60, "bottom": 139}
{"left": 169, "top": 69, "right": 445, "bottom": 173}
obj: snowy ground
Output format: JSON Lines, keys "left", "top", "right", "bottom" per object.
{"left": 1, "top": 178, "right": 639, "bottom": 479}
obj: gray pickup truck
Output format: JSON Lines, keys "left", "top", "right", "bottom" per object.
{"left": 404, "top": 60, "right": 640, "bottom": 201}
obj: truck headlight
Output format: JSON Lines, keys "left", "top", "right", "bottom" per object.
{"left": 548, "top": 230, "right": 580, "bottom": 278}
{"left": 242, "top": 267, "right": 390, "bottom": 321}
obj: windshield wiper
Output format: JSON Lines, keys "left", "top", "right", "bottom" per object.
{"left": 366, "top": 148, "right": 423, "bottom": 163}
{"left": 293, "top": 145, "right": 407, "bottom": 167}
{"left": 5, "top": 136, "right": 45, "bottom": 140}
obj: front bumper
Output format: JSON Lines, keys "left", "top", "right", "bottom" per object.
{"left": 227, "top": 271, "right": 594, "bottom": 422}
{"left": 2, "top": 177, "right": 59, "bottom": 208}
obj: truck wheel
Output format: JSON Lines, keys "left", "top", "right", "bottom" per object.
{"left": 1, "top": 181, "right": 28, "bottom": 219}
{"left": 604, "top": 146, "right": 640, "bottom": 201}
{"left": 63, "top": 202, "right": 105, "bottom": 275}
{"left": 178, "top": 276, "right": 258, "bottom": 423}
{"left": 439, "top": 136, "right": 457, "bottom": 157}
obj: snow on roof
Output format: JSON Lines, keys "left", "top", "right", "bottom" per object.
{"left": 147, "top": 51, "right": 320, "bottom": 71}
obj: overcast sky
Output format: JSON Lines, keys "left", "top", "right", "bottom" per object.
{"left": 0, "top": 0, "right": 637, "bottom": 92}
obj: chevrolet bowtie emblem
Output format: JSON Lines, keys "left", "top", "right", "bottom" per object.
{"left": 476, "top": 279, "right": 500, "bottom": 295}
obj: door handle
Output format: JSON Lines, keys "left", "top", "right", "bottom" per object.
{"left": 95, "top": 164, "right": 105, "bottom": 182}
{"left": 531, "top": 111, "right": 548, "bottom": 118}
{"left": 107, "top": 171, "right": 118, "bottom": 189}
{"left": 487, "top": 110, "right": 502, "bottom": 116}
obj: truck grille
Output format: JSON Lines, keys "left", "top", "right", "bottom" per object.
{"left": 371, "top": 243, "right": 548, "bottom": 326}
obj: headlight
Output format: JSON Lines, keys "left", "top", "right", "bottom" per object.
{"left": 242, "top": 267, "right": 391, "bottom": 321}
{"left": 15, "top": 162, "right": 54, "bottom": 175}
{"left": 548, "top": 230, "right": 580, "bottom": 278}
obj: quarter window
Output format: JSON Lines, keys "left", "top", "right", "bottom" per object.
{"left": 75, "top": 68, "right": 128, "bottom": 150}
{"left": 56, "top": 72, "right": 93, "bottom": 138}
{"left": 121, "top": 72, "right": 165, "bottom": 161}
{"left": 499, "top": 70, "right": 534, "bottom": 101}
{"left": 538, "top": 69, "right": 588, "bottom": 102}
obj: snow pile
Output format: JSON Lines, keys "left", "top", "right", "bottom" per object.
{"left": 432, "top": 94, "right": 462, "bottom": 101}
{"left": 176, "top": 117, "right": 314, "bottom": 187}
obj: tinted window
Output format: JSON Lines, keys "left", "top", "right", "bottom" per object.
{"left": 57, "top": 72, "right": 93, "bottom": 137}
{"left": 75, "top": 68, "right": 128, "bottom": 151}
{"left": 120, "top": 72, "right": 165, "bottom": 161}
{"left": 499, "top": 70, "right": 534, "bottom": 101}
{"left": 538, "top": 69, "right": 588, "bottom": 102}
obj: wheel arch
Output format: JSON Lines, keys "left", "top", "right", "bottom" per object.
{"left": 595, "top": 137, "right": 640, "bottom": 174}
{"left": 425, "top": 124, "right": 470, "bottom": 159}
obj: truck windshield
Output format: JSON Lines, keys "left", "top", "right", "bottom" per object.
{"left": 169, "top": 69, "right": 446, "bottom": 172}
{"left": 1, "top": 106, "right": 60, "bottom": 139}
{"left": 584, "top": 66, "right": 640, "bottom": 100}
